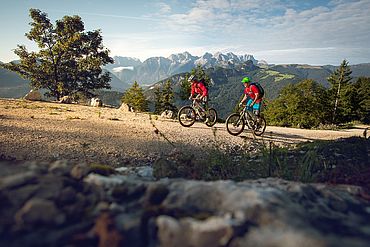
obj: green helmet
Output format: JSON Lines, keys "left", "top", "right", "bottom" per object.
{"left": 241, "top": 77, "right": 250, "bottom": 83}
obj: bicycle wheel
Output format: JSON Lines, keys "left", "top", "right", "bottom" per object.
{"left": 253, "top": 116, "right": 267, "bottom": 136}
{"left": 178, "top": 106, "right": 196, "bottom": 127}
{"left": 226, "top": 113, "right": 245, "bottom": 136}
{"left": 205, "top": 108, "right": 218, "bottom": 127}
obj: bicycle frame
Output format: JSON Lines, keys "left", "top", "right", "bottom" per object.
{"left": 239, "top": 107, "right": 257, "bottom": 129}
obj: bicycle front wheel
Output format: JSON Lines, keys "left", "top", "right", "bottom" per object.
{"left": 253, "top": 116, "right": 267, "bottom": 136}
{"left": 226, "top": 113, "right": 245, "bottom": 136}
{"left": 178, "top": 106, "right": 196, "bottom": 127}
{"left": 205, "top": 108, "right": 218, "bottom": 127}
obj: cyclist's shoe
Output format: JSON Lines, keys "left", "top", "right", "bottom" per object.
{"left": 204, "top": 117, "right": 210, "bottom": 124}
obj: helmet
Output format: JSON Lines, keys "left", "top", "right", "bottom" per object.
{"left": 241, "top": 77, "right": 250, "bottom": 83}
{"left": 188, "top": 75, "right": 196, "bottom": 82}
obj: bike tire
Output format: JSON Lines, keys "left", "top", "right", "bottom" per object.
{"left": 205, "top": 108, "right": 218, "bottom": 127}
{"left": 253, "top": 116, "right": 267, "bottom": 136}
{"left": 178, "top": 106, "right": 196, "bottom": 127}
{"left": 226, "top": 113, "right": 245, "bottom": 136}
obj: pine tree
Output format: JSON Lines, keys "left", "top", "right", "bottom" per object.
{"left": 161, "top": 80, "right": 176, "bottom": 112}
{"left": 327, "top": 59, "right": 352, "bottom": 123}
{"left": 121, "top": 82, "right": 148, "bottom": 112}
{"left": 0, "top": 9, "right": 113, "bottom": 100}
{"left": 351, "top": 77, "right": 370, "bottom": 123}
{"left": 154, "top": 86, "right": 163, "bottom": 114}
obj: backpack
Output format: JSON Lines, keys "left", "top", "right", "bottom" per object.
{"left": 250, "top": 82, "right": 264, "bottom": 99}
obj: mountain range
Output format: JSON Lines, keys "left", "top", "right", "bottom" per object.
{"left": 105, "top": 51, "right": 258, "bottom": 85}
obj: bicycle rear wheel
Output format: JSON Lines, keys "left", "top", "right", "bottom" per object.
{"left": 205, "top": 108, "right": 218, "bottom": 127}
{"left": 178, "top": 106, "right": 196, "bottom": 127}
{"left": 253, "top": 116, "right": 267, "bottom": 136}
{"left": 226, "top": 113, "right": 245, "bottom": 136}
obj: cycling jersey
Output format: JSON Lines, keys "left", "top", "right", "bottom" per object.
{"left": 191, "top": 81, "right": 208, "bottom": 97}
{"left": 244, "top": 84, "right": 262, "bottom": 103}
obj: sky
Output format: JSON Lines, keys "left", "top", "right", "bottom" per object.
{"left": 1, "top": 0, "right": 370, "bottom": 65}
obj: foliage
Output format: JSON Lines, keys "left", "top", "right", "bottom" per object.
{"left": 121, "top": 81, "right": 148, "bottom": 112}
{"left": 351, "top": 77, "right": 370, "bottom": 124}
{"left": 264, "top": 79, "right": 329, "bottom": 128}
{"left": 154, "top": 80, "right": 176, "bottom": 114}
{"left": 0, "top": 9, "right": 113, "bottom": 100}
{"left": 327, "top": 59, "right": 353, "bottom": 123}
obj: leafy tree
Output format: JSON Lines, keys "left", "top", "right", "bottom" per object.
{"left": 264, "top": 80, "right": 328, "bottom": 128}
{"left": 0, "top": 9, "right": 113, "bottom": 100}
{"left": 327, "top": 59, "right": 352, "bottom": 123}
{"left": 179, "top": 65, "right": 212, "bottom": 100}
{"left": 121, "top": 81, "right": 148, "bottom": 112}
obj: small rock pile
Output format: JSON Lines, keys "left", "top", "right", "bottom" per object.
{"left": 1, "top": 159, "right": 370, "bottom": 247}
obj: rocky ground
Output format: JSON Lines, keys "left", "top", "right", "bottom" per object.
{"left": 0, "top": 98, "right": 367, "bottom": 167}
{"left": 1, "top": 160, "right": 370, "bottom": 247}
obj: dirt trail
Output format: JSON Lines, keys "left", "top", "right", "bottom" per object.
{"left": 0, "top": 98, "right": 367, "bottom": 166}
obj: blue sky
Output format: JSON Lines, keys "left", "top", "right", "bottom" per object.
{"left": 1, "top": 0, "right": 369, "bottom": 65}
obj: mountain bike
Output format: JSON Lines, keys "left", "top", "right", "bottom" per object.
{"left": 178, "top": 97, "right": 218, "bottom": 127}
{"left": 225, "top": 106, "right": 267, "bottom": 136}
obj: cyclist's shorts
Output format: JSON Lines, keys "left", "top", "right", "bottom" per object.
{"left": 247, "top": 99, "right": 261, "bottom": 111}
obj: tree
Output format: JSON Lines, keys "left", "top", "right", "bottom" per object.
{"left": 121, "top": 81, "right": 148, "bottom": 112}
{"left": 264, "top": 80, "right": 329, "bottom": 128}
{"left": 154, "top": 86, "right": 163, "bottom": 114}
{"left": 154, "top": 80, "right": 176, "bottom": 114}
{"left": 161, "top": 80, "right": 176, "bottom": 112}
{"left": 0, "top": 9, "right": 113, "bottom": 100}
{"left": 351, "top": 77, "right": 370, "bottom": 123}
{"left": 327, "top": 59, "right": 352, "bottom": 123}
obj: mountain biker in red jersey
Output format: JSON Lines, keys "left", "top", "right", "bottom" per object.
{"left": 188, "top": 75, "right": 208, "bottom": 106}
{"left": 238, "top": 76, "right": 263, "bottom": 117}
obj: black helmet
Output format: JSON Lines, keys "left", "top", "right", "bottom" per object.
{"left": 187, "top": 75, "right": 196, "bottom": 82}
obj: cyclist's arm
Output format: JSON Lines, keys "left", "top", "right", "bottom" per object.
{"left": 240, "top": 94, "right": 247, "bottom": 105}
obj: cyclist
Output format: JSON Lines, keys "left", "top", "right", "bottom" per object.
{"left": 188, "top": 74, "right": 209, "bottom": 121}
{"left": 238, "top": 76, "right": 263, "bottom": 122}
{"left": 188, "top": 75, "right": 208, "bottom": 104}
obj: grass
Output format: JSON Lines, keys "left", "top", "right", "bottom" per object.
{"left": 152, "top": 122, "right": 369, "bottom": 189}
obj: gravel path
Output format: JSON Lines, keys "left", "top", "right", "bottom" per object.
{"left": 0, "top": 98, "right": 367, "bottom": 166}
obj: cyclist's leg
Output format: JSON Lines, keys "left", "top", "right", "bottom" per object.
{"left": 253, "top": 102, "right": 262, "bottom": 126}
{"left": 246, "top": 99, "right": 254, "bottom": 112}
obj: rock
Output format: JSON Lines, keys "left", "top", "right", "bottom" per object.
{"left": 48, "top": 160, "right": 70, "bottom": 176}
{"left": 23, "top": 89, "right": 42, "bottom": 101}
{"left": 0, "top": 171, "right": 38, "bottom": 190}
{"left": 119, "top": 103, "right": 130, "bottom": 112}
{"left": 15, "top": 198, "right": 65, "bottom": 227}
{"left": 70, "top": 163, "right": 91, "bottom": 180}
{"left": 59, "top": 96, "right": 73, "bottom": 104}
{"left": 156, "top": 215, "right": 234, "bottom": 247}
{"left": 90, "top": 97, "right": 103, "bottom": 107}
{"left": 160, "top": 110, "right": 174, "bottom": 119}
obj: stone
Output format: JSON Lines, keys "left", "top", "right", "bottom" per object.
{"left": 156, "top": 216, "right": 234, "bottom": 247}
{"left": 23, "top": 90, "right": 42, "bottom": 101}
{"left": 59, "top": 96, "right": 73, "bottom": 104}
{"left": 160, "top": 110, "right": 174, "bottom": 119}
{"left": 90, "top": 97, "right": 103, "bottom": 107}
{"left": 0, "top": 171, "right": 38, "bottom": 190}
{"left": 15, "top": 198, "right": 65, "bottom": 227}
